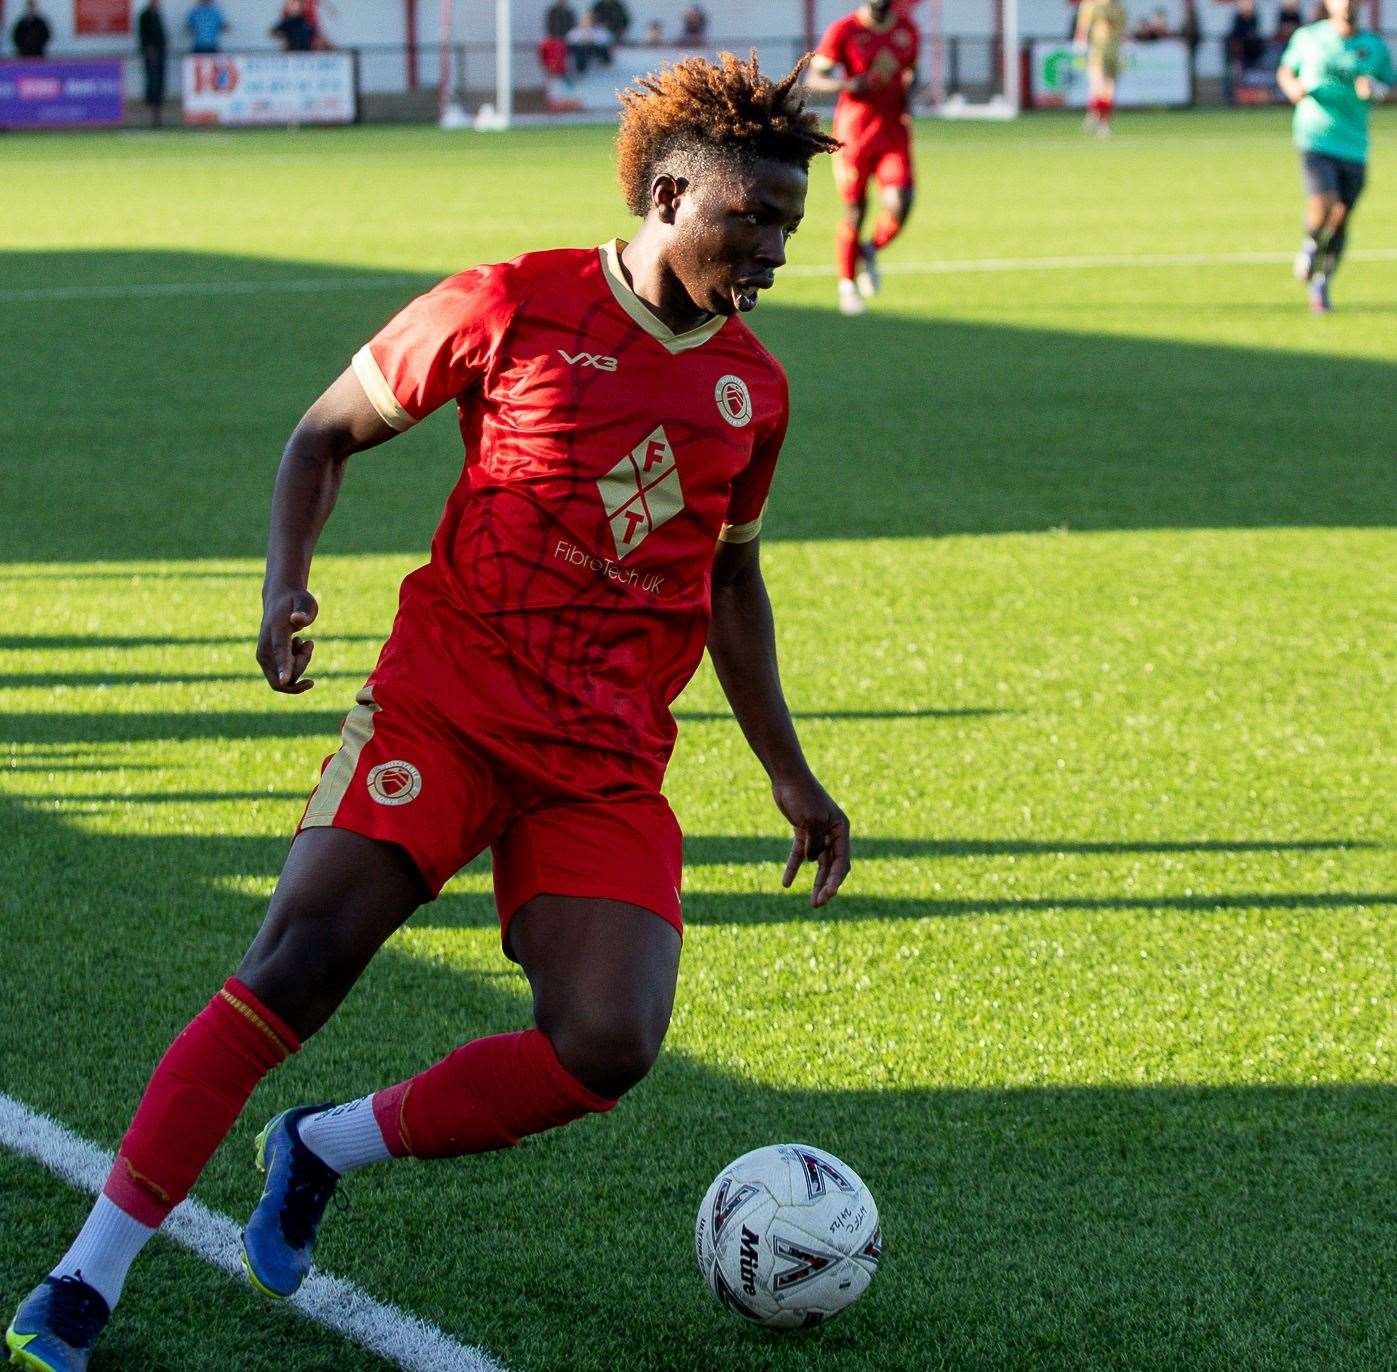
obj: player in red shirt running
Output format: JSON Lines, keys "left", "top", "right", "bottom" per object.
{"left": 7, "top": 53, "right": 850, "bottom": 1369}
{"left": 808, "top": 0, "right": 921, "bottom": 315}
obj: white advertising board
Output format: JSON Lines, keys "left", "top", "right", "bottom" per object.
{"left": 182, "top": 52, "right": 356, "bottom": 126}
{"left": 1030, "top": 39, "right": 1191, "bottom": 108}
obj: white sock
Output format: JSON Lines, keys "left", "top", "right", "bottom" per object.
{"left": 298, "top": 1095, "right": 392, "bottom": 1174}
{"left": 51, "top": 1194, "right": 157, "bottom": 1310}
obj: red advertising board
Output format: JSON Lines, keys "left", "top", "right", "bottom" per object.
{"left": 75, "top": 0, "right": 131, "bottom": 36}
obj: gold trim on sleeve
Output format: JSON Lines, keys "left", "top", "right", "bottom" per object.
{"left": 351, "top": 345, "right": 416, "bottom": 432}
{"left": 598, "top": 241, "right": 728, "bottom": 355}
{"left": 302, "top": 686, "right": 381, "bottom": 829}
{"left": 718, "top": 505, "right": 766, "bottom": 544}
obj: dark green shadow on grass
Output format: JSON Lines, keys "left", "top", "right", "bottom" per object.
{"left": 2, "top": 249, "right": 1394, "bottom": 564}
{"left": 1, "top": 793, "right": 1392, "bottom": 1372}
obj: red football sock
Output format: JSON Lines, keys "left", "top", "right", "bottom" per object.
{"left": 372, "top": 1028, "right": 615, "bottom": 1160}
{"left": 835, "top": 221, "right": 861, "bottom": 282}
{"left": 102, "top": 978, "right": 299, "bottom": 1226}
{"left": 1099, "top": 98, "right": 1113, "bottom": 126}
{"left": 871, "top": 213, "right": 904, "bottom": 251}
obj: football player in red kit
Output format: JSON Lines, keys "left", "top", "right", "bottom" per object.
{"left": 6, "top": 53, "right": 851, "bottom": 1371}
{"left": 808, "top": 0, "right": 921, "bottom": 315}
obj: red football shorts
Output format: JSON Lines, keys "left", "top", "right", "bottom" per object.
{"left": 295, "top": 680, "right": 684, "bottom": 953}
{"left": 833, "top": 135, "right": 914, "bottom": 205}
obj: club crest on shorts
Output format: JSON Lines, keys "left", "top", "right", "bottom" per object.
{"left": 715, "top": 374, "right": 752, "bottom": 428}
{"left": 366, "top": 760, "right": 421, "bottom": 806}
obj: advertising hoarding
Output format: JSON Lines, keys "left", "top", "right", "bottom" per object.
{"left": 182, "top": 52, "right": 356, "bottom": 125}
{"left": 0, "top": 60, "right": 123, "bottom": 128}
{"left": 1030, "top": 39, "right": 1192, "bottom": 108}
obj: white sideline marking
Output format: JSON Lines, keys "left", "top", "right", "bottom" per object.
{"left": 3, "top": 246, "right": 1396, "bottom": 304}
{"left": 0, "top": 1092, "right": 508, "bottom": 1372}
{"left": 782, "top": 247, "right": 1397, "bottom": 278}
{"left": 0, "top": 275, "right": 416, "bottom": 303}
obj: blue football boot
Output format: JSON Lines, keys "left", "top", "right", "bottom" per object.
{"left": 241, "top": 1105, "right": 340, "bottom": 1300}
{"left": 5, "top": 1274, "right": 110, "bottom": 1372}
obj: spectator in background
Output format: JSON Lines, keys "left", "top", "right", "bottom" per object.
{"left": 186, "top": 0, "right": 228, "bottom": 52}
{"left": 271, "top": 0, "right": 317, "bottom": 51}
{"left": 1274, "top": 0, "right": 1303, "bottom": 43}
{"left": 544, "top": 0, "right": 577, "bottom": 40}
{"left": 11, "top": 0, "right": 51, "bottom": 58}
{"left": 1179, "top": 0, "right": 1201, "bottom": 61}
{"left": 1133, "top": 6, "right": 1170, "bottom": 39}
{"left": 643, "top": 18, "right": 664, "bottom": 43}
{"left": 1227, "top": 0, "right": 1264, "bottom": 68}
{"left": 138, "top": 0, "right": 168, "bottom": 124}
{"left": 566, "top": 12, "right": 613, "bottom": 72}
{"left": 301, "top": 0, "right": 335, "bottom": 48}
{"left": 590, "top": 0, "right": 630, "bottom": 43}
{"left": 680, "top": 3, "right": 708, "bottom": 40}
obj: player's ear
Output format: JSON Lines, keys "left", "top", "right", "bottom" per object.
{"left": 651, "top": 173, "right": 689, "bottom": 224}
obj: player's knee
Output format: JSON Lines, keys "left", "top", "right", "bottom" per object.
{"left": 545, "top": 1005, "right": 666, "bottom": 1099}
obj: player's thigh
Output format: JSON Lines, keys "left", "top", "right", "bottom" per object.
{"left": 510, "top": 894, "right": 683, "bottom": 1053}
{"left": 833, "top": 145, "right": 874, "bottom": 213}
{"left": 875, "top": 146, "right": 914, "bottom": 217}
{"left": 1337, "top": 158, "right": 1366, "bottom": 212}
{"left": 238, "top": 827, "right": 428, "bottom": 1037}
{"left": 1301, "top": 151, "right": 1342, "bottom": 203}
{"left": 494, "top": 792, "right": 683, "bottom": 1070}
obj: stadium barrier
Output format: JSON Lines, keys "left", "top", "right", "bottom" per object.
{"left": 15, "top": 31, "right": 1392, "bottom": 128}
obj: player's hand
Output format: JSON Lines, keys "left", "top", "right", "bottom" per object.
{"left": 772, "top": 773, "right": 851, "bottom": 908}
{"left": 257, "top": 586, "right": 319, "bottom": 694}
{"left": 845, "top": 74, "right": 870, "bottom": 95}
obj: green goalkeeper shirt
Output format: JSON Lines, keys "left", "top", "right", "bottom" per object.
{"left": 1280, "top": 20, "right": 1395, "bottom": 164}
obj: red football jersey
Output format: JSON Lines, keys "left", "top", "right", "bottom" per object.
{"left": 815, "top": 9, "right": 921, "bottom": 148}
{"left": 350, "top": 242, "right": 789, "bottom": 787}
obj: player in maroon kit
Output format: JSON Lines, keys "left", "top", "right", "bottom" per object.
{"left": 808, "top": 0, "right": 921, "bottom": 315}
{"left": 6, "top": 53, "right": 850, "bottom": 1370}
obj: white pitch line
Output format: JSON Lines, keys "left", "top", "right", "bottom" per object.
{"left": 0, "top": 1092, "right": 508, "bottom": 1372}
{"left": 0, "top": 275, "right": 416, "bottom": 303}
{"left": 4, "top": 247, "right": 1396, "bottom": 303}
{"left": 782, "top": 246, "right": 1397, "bottom": 277}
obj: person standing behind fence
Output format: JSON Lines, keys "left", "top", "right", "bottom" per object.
{"left": 186, "top": 0, "right": 228, "bottom": 53}
{"left": 544, "top": 0, "right": 577, "bottom": 40}
{"left": 590, "top": 0, "right": 630, "bottom": 44}
{"left": 1074, "top": 0, "right": 1126, "bottom": 135}
{"left": 11, "top": 0, "right": 51, "bottom": 58}
{"left": 138, "top": 0, "right": 168, "bottom": 124}
{"left": 271, "top": 0, "right": 316, "bottom": 53}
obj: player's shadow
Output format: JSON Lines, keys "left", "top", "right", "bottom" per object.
{"left": 2, "top": 793, "right": 1392, "bottom": 1369}
{"left": 2, "top": 247, "right": 1394, "bottom": 563}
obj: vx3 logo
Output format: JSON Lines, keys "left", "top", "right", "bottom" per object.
{"left": 558, "top": 349, "right": 618, "bottom": 372}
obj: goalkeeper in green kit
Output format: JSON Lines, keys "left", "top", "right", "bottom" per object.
{"left": 1277, "top": 0, "right": 1394, "bottom": 313}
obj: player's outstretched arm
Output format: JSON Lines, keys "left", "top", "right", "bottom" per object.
{"left": 258, "top": 366, "right": 398, "bottom": 694}
{"left": 707, "top": 536, "right": 851, "bottom": 907}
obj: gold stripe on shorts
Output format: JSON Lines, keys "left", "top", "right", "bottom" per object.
{"left": 302, "top": 685, "right": 380, "bottom": 829}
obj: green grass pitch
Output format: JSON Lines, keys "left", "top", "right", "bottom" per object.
{"left": 1, "top": 108, "right": 1394, "bottom": 1370}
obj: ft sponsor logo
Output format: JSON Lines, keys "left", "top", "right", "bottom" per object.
{"left": 553, "top": 540, "right": 667, "bottom": 594}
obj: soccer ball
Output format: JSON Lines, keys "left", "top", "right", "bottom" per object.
{"left": 694, "top": 1143, "right": 881, "bottom": 1330}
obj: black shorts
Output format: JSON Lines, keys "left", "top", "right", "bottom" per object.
{"left": 1301, "top": 150, "right": 1367, "bottom": 206}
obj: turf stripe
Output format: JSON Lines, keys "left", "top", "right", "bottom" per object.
{"left": 0, "top": 1093, "right": 508, "bottom": 1372}
{"left": 4, "top": 247, "right": 1396, "bottom": 303}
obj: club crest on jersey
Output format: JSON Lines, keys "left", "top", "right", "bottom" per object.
{"left": 595, "top": 425, "right": 684, "bottom": 559}
{"left": 715, "top": 374, "right": 752, "bottom": 428}
{"left": 366, "top": 760, "right": 421, "bottom": 806}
